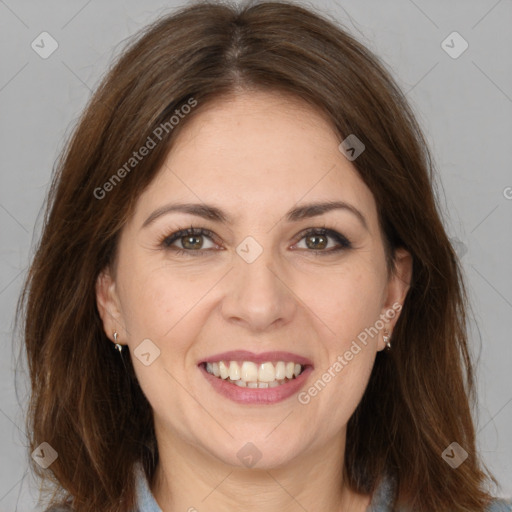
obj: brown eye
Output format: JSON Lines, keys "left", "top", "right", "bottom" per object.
{"left": 161, "top": 227, "right": 217, "bottom": 255}
{"left": 305, "top": 233, "right": 328, "bottom": 250}
{"left": 181, "top": 234, "right": 204, "bottom": 250}
{"left": 295, "top": 228, "right": 351, "bottom": 253}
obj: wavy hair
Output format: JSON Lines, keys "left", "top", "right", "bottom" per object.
{"left": 16, "top": 1, "right": 496, "bottom": 510}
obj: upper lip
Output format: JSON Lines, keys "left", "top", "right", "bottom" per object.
{"left": 199, "top": 350, "right": 313, "bottom": 367}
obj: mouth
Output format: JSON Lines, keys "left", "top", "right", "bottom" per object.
{"left": 198, "top": 350, "right": 314, "bottom": 404}
{"left": 200, "top": 360, "right": 308, "bottom": 387}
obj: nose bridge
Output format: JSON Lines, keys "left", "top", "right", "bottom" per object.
{"left": 223, "top": 235, "right": 295, "bottom": 329}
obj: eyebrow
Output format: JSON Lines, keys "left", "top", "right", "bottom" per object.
{"left": 141, "top": 200, "right": 368, "bottom": 231}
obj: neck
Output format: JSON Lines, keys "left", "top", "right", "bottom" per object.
{"left": 151, "top": 426, "right": 370, "bottom": 512}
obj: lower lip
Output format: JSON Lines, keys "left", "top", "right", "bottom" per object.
{"left": 199, "top": 364, "right": 313, "bottom": 405}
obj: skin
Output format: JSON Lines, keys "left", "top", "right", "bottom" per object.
{"left": 96, "top": 90, "right": 412, "bottom": 512}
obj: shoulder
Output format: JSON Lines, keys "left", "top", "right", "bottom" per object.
{"left": 368, "top": 475, "right": 512, "bottom": 512}
{"left": 367, "top": 475, "right": 394, "bottom": 511}
{"left": 487, "top": 498, "right": 512, "bottom": 511}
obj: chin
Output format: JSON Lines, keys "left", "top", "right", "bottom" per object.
{"left": 209, "top": 434, "right": 304, "bottom": 470}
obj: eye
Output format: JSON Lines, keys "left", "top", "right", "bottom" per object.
{"left": 159, "top": 226, "right": 352, "bottom": 257}
{"left": 160, "top": 227, "right": 219, "bottom": 256}
{"left": 293, "top": 227, "right": 352, "bottom": 254}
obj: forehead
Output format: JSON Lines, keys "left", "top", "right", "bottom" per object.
{"left": 133, "top": 91, "right": 378, "bottom": 229}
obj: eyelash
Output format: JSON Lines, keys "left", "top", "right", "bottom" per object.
{"left": 158, "top": 225, "right": 352, "bottom": 257}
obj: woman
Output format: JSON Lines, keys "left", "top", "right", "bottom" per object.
{"left": 18, "top": 1, "right": 511, "bottom": 511}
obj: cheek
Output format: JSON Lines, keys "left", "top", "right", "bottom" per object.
{"left": 120, "top": 263, "right": 206, "bottom": 417}
{"left": 326, "top": 350, "right": 375, "bottom": 428}
{"left": 295, "top": 265, "right": 384, "bottom": 423}
{"left": 300, "top": 332, "right": 377, "bottom": 435}
{"left": 295, "top": 262, "right": 386, "bottom": 340}
{"left": 118, "top": 258, "right": 213, "bottom": 340}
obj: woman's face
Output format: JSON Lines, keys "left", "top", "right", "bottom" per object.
{"left": 96, "top": 90, "right": 411, "bottom": 469}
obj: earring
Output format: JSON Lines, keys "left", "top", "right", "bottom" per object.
{"left": 113, "top": 331, "right": 129, "bottom": 373}
{"left": 383, "top": 330, "right": 391, "bottom": 350}
{"left": 114, "top": 331, "right": 123, "bottom": 352}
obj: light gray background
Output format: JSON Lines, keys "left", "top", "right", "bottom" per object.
{"left": 1, "top": 0, "right": 511, "bottom": 510}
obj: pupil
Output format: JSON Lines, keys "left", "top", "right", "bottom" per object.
{"left": 181, "top": 234, "right": 328, "bottom": 251}
{"left": 183, "top": 235, "right": 202, "bottom": 249}
{"left": 307, "top": 234, "right": 326, "bottom": 250}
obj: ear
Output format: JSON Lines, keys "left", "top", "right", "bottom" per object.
{"left": 95, "top": 267, "right": 126, "bottom": 345}
{"left": 377, "top": 247, "right": 412, "bottom": 351}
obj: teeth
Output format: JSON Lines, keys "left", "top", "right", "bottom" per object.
{"left": 258, "top": 362, "right": 275, "bottom": 382}
{"left": 228, "top": 361, "right": 240, "bottom": 381}
{"left": 204, "top": 360, "right": 306, "bottom": 386}
{"left": 219, "top": 361, "right": 229, "bottom": 379}
{"left": 275, "top": 361, "right": 286, "bottom": 380}
{"left": 241, "top": 361, "right": 258, "bottom": 382}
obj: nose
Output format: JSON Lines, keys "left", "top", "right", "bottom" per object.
{"left": 220, "top": 245, "right": 297, "bottom": 332}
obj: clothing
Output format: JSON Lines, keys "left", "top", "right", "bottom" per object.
{"left": 135, "top": 462, "right": 161, "bottom": 512}
{"left": 133, "top": 462, "right": 512, "bottom": 511}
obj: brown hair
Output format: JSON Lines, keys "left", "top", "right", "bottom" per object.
{"left": 16, "top": 1, "right": 497, "bottom": 510}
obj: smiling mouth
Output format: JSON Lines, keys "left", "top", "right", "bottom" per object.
{"left": 200, "top": 360, "right": 309, "bottom": 388}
